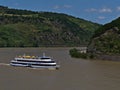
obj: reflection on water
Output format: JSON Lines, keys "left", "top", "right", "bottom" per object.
{"left": 0, "top": 48, "right": 120, "bottom": 90}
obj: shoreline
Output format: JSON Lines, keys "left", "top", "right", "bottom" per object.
{"left": 96, "top": 54, "right": 120, "bottom": 61}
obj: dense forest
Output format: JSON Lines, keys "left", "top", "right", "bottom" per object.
{"left": 0, "top": 6, "right": 101, "bottom": 47}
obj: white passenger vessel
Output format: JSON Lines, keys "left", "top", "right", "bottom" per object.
{"left": 10, "top": 54, "right": 60, "bottom": 69}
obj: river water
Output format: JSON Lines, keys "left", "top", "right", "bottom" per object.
{"left": 0, "top": 48, "right": 120, "bottom": 90}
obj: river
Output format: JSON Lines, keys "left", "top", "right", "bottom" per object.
{"left": 0, "top": 48, "right": 120, "bottom": 90}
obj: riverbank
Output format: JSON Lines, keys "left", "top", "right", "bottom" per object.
{"left": 69, "top": 48, "right": 120, "bottom": 61}
{"left": 95, "top": 54, "right": 120, "bottom": 61}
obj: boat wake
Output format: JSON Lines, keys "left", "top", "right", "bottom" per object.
{"left": 0, "top": 63, "right": 10, "bottom": 66}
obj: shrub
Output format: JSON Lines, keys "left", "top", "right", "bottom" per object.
{"left": 69, "top": 48, "right": 87, "bottom": 59}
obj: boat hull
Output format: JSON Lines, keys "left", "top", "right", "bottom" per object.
{"left": 31, "top": 65, "right": 60, "bottom": 69}
{"left": 10, "top": 63, "right": 29, "bottom": 67}
{"left": 10, "top": 62, "right": 60, "bottom": 69}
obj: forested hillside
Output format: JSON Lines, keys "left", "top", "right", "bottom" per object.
{"left": 88, "top": 17, "right": 120, "bottom": 55}
{"left": 0, "top": 6, "right": 101, "bottom": 47}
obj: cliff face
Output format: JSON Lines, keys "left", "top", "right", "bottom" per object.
{"left": 88, "top": 17, "right": 120, "bottom": 56}
{"left": 0, "top": 6, "right": 101, "bottom": 47}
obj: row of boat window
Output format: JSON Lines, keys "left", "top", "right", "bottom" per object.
{"left": 32, "top": 64, "right": 56, "bottom": 66}
{"left": 40, "top": 57, "right": 51, "bottom": 59}
{"left": 16, "top": 60, "right": 55, "bottom": 63}
{"left": 18, "top": 57, "right": 51, "bottom": 59}
{"left": 12, "top": 62, "right": 56, "bottom": 66}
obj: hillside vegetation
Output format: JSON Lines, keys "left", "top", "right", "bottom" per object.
{"left": 0, "top": 6, "right": 100, "bottom": 47}
{"left": 88, "top": 17, "right": 120, "bottom": 55}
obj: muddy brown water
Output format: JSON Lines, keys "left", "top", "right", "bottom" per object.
{"left": 0, "top": 48, "right": 120, "bottom": 90}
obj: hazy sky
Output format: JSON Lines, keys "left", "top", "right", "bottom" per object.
{"left": 1, "top": 0, "right": 120, "bottom": 24}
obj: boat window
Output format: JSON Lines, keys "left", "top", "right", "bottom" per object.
{"left": 12, "top": 62, "right": 27, "bottom": 65}
{"left": 41, "top": 57, "right": 50, "bottom": 59}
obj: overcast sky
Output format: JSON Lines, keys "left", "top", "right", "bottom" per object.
{"left": 1, "top": 0, "right": 120, "bottom": 24}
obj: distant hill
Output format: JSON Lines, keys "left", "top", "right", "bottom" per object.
{"left": 88, "top": 17, "right": 120, "bottom": 59}
{"left": 0, "top": 6, "right": 101, "bottom": 47}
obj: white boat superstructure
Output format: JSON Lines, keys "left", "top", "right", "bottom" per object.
{"left": 10, "top": 54, "right": 60, "bottom": 69}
